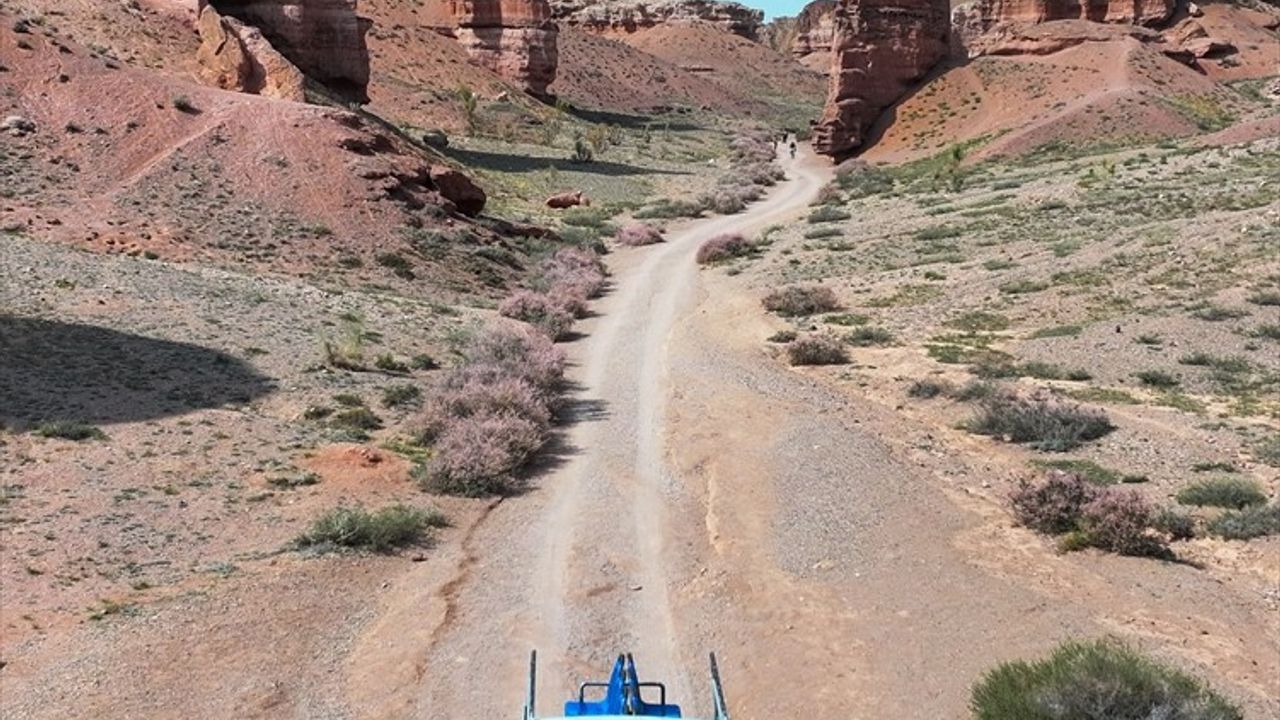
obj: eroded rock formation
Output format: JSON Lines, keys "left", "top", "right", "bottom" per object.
{"left": 196, "top": 4, "right": 307, "bottom": 101}
{"left": 791, "top": 0, "right": 837, "bottom": 64}
{"left": 952, "top": 0, "right": 1175, "bottom": 56}
{"left": 200, "top": 0, "right": 371, "bottom": 102}
{"left": 429, "top": 0, "right": 560, "bottom": 97}
{"left": 551, "top": 0, "right": 764, "bottom": 40}
{"left": 813, "top": 0, "right": 950, "bottom": 157}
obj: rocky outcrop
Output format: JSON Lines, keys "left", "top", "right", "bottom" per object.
{"left": 550, "top": 0, "right": 764, "bottom": 40}
{"left": 201, "top": 1, "right": 372, "bottom": 102}
{"left": 429, "top": 0, "right": 559, "bottom": 97}
{"left": 196, "top": 4, "right": 307, "bottom": 101}
{"left": 813, "top": 0, "right": 950, "bottom": 157}
{"left": 791, "top": 0, "right": 837, "bottom": 63}
{"left": 429, "top": 166, "right": 487, "bottom": 216}
{"left": 952, "top": 0, "right": 1175, "bottom": 56}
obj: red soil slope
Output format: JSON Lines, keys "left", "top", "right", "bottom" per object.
{"left": 0, "top": 16, "right": 533, "bottom": 295}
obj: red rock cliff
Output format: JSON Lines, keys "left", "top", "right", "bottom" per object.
{"left": 791, "top": 0, "right": 837, "bottom": 63}
{"left": 551, "top": 0, "right": 764, "bottom": 40}
{"left": 202, "top": 0, "right": 372, "bottom": 102}
{"left": 429, "top": 0, "right": 560, "bottom": 97}
{"left": 968, "top": 0, "right": 1173, "bottom": 28}
{"left": 812, "top": 0, "right": 950, "bottom": 157}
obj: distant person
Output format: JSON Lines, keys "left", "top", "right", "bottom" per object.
{"left": 789, "top": 141, "right": 797, "bottom": 159}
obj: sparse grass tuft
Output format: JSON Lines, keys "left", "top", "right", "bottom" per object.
{"left": 970, "top": 639, "right": 1243, "bottom": 720}
{"left": 1031, "top": 458, "right": 1120, "bottom": 485}
{"left": 381, "top": 384, "right": 422, "bottom": 408}
{"left": 844, "top": 327, "right": 894, "bottom": 347}
{"left": 1134, "top": 369, "right": 1180, "bottom": 388}
{"left": 807, "top": 206, "right": 851, "bottom": 224}
{"left": 908, "top": 379, "right": 954, "bottom": 399}
{"left": 947, "top": 311, "right": 1009, "bottom": 333}
{"left": 1176, "top": 477, "right": 1267, "bottom": 509}
{"left": 1245, "top": 290, "right": 1280, "bottom": 306}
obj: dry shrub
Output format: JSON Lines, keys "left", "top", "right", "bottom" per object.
{"left": 1010, "top": 472, "right": 1172, "bottom": 557}
{"left": 762, "top": 285, "right": 841, "bottom": 317}
{"left": 421, "top": 414, "right": 546, "bottom": 496}
{"left": 1010, "top": 471, "right": 1098, "bottom": 535}
{"left": 1080, "top": 490, "right": 1165, "bottom": 557}
{"left": 498, "top": 290, "right": 574, "bottom": 340}
{"left": 969, "top": 394, "right": 1113, "bottom": 451}
{"left": 616, "top": 222, "right": 663, "bottom": 247}
{"left": 539, "top": 246, "right": 607, "bottom": 301}
{"left": 787, "top": 334, "right": 848, "bottom": 366}
{"left": 696, "top": 233, "right": 751, "bottom": 264}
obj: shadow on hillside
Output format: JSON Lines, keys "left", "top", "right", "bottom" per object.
{"left": 441, "top": 147, "right": 689, "bottom": 177}
{"left": 0, "top": 315, "right": 276, "bottom": 428}
{"left": 565, "top": 106, "right": 703, "bottom": 133}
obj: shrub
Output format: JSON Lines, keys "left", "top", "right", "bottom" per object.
{"left": 1176, "top": 477, "right": 1267, "bottom": 509}
{"left": 844, "top": 326, "right": 894, "bottom": 346}
{"left": 499, "top": 290, "right": 574, "bottom": 340}
{"left": 762, "top": 286, "right": 840, "bottom": 317}
{"left": 954, "top": 380, "right": 998, "bottom": 401}
{"left": 464, "top": 324, "right": 566, "bottom": 392}
{"left": 414, "top": 376, "right": 552, "bottom": 445}
{"left": 1080, "top": 490, "right": 1166, "bottom": 557}
{"left": 375, "top": 353, "right": 409, "bottom": 373}
{"left": 411, "top": 353, "right": 439, "bottom": 370}
{"left": 417, "top": 413, "right": 546, "bottom": 496}
{"left": 172, "top": 95, "right": 196, "bottom": 113}
{"left": 295, "top": 504, "right": 445, "bottom": 553}
{"left": 615, "top": 222, "right": 663, "bottom": 247}
{"left": 1010, "top": 472, "right": 1099, "bottom": 535}
{"left": 381, "top": 384, "right": 422, "bottom": 408}
{"left": 710, "top": 191, "right": 747, "bottom": 215}
{"left": 695, "top": 233, "right": 751, "bottom": 264}
{"left": 1253, "top": 323, "right": 1280, "bottom": 341}
{"left": 1134, "top": 369, "right": 1179, "bottom": 388}
{"left": 1152, "top": 508, "right": 1196, "bottom": 541}
{"left": 969, "top": 395, "right": 1114, "bottom": 451}
{"left": 1247, "top": 290, "right": 1280, "bottom": 306}
{"left": 1032, "top": 458, "right": 1120, "bottom": 485}
{"left": 947, "top": 311, "right": 1009, "bottom": 332}
{"left": 787, "top": 334, "right": 848, "bottom": 366}
{"left": 1206, "top": 503, "right": 1280, "bottom": 540}
{"left": 539, "top": 247, "right": 606, "bottom": 301}
{"left": 807, "top": 206, "right": 851, "bottom": 224}
{"left": 908, "top": 379, "right": 954, "bottom": 399}
{"left": 376, "top": 252, "right": 415, "bottom": 279}
{"left": 1193, "top": 305, "right": 1248, "bottom": 322}
{"left": 34, "top": 421, "right": 105, "bottom": 441}
{"left": 331, "top": 407, "right": 382, "bottom": 432}
{"left": 970, "top": 639, "right": 1244, "bottom": 720}
{"left": 1254, "top": 434, "right": 1280, "bottom": 467}
{"left": 766, "top": 329, "right": 797, "bottom": 343}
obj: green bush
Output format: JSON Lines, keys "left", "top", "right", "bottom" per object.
{"left": 806, "top": 206, "right": 851, "bottom": 224}
{"left": 34, "top": 421, "right": 105, "bottom": 441}
{"left": 296, "top": 505, "right": 445, "bottom": 553}
{"left": 971, "top": 639, "right": 1243, "bottom": 720}
{"left": 969, "top": 395, "right": 1114, "bottom": 451}
{"left": 844, "top": 327, "right": 894, "bottom": 347}
{"left": 1176, "top": 477, "right": 1267, "bottom": 509}
{"left": 1134, "top": 369, "right": 1180, "bottom": 388}
{"left": 382, "top": 384, "right": 422, "bottom": 408}
{"left": 1206, "top": 503, "right": 1280, "bottom": 540}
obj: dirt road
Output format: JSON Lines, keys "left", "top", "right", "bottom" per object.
{"left": 362, "top": 147, "right": 1278, "bottom": 719}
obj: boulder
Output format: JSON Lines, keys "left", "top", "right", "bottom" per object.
{"left": 196, "top": 5, "right": 307, "bottom": 101}
{"left": 2, "top": 116, "right": 36, "bottom": 136}
{"left": 546, "top": 191, "right": 590, "bottom": 208}
{"left": 812, "top": 0, "right": 950, "bottom": 158}
{"left": 550, "top": 0, "right": 764, "bottom": 40}
{"left": 428, "top": 0, "right": 560, "bottom": 97}
{"left": 201, "top": 0, "right": 372, "bottom": 103}
{"left": 430, "top": 166, "right": 487, "bottom": 216}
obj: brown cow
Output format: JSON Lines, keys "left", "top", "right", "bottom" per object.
{"left": 546, "top": 191, "right": 590, "bottom": 209}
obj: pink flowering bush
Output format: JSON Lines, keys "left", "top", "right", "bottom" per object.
{"left": 695, "top": 233, "right": 751, "bottom": 265}
{"left": 499, "top": 290, "right": 574, "bottom": 340}
{"left": 616, "top": 223, "right": 664, "bottom": 247}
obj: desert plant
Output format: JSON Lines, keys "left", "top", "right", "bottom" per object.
{"left": 34, "top": 421, "right": 105, "bottom": 441}
{"left": 331, "top": 407, "right": 382, "bottom": 432}
{"left": 615, "top": 223, "right": 663, "bottom": 247}
{"left": 807, "top": 206, "right": 851, "bottom": 224}
{"left": 969, "top": 395, "right": 1114, "bottom": 451}
{"left": 457, "top": 85, "right": 478, "bottom": 135}
{"left": 970, "top": 639, "right": 1243, "bottom": 720}
{"left": 1151, "top": 507, "right": 1196, "bottom": 541}
{"left": 1010, "top": 472, "right": 1099, "bottom": 535}
{"left": 295, "top": 504, "right": 445, "bottom": 553}
{"left": 787, "top": 334, "right": 848, "bottom": 366}
{"left": 463, "top": 325, "right": 566, "bottom": 393}
{"left": 908, "top": 379, "right": 954, "bottom": 399}
{"left": 696, "top": 233, "right": 751, "bottom": 264}
{"left": 767, "top": 329, "right": 797, "bottom": 343}
{"left": 417, "top": 413, "right": 546, "bottom": 496}
{"left": 322, "top": 316, "right": 366, "bottom": 370}
{"left": 1176, "top": 477, "right": 1267, "bottom": 509}
{"left": 1254, "top": 434, "right": 1280, "bottom": 468}
{"left": 414, "top": 376, "right": 552, "bottom": 446}
{"left": 381, "top": 384, "right": 422, "bottom": 408}
{"left": 762, "top": 285, "right": 840, "bottom": 317}
{"left": 1079, "top": 490, "right": 1166, "bottom": 557}
{"left": 375, "top": 353, "right": 409, "bottom": 373}
{"left": 844, "top": 327, "right": 894, "bottom": 346}
{"left": 1246, "top": 290, "right": 1280, "bottom": 306}
{"left": 172, "top": 95, "right": 196, "bottom": 113}
{"left": 1206, "top": 503, "right": 1280, "bottom": 540}
{"left": 499, "top": 290, "right": 575, "bottom": 340}
{"left": 571, "top": 134, "right": 593, "bottom": 163}
{"left": 1134, "top": 369, "right": 1179, "bottom": 388}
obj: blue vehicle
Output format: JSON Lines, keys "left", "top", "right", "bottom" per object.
{"left": 522, "top": 651, "right": 730, "bottom": 720}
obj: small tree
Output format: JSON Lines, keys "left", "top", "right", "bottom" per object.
{"left": 457, "top": 84, "right": 478, "bottom": 136}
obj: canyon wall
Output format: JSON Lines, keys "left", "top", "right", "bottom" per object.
{"left": 430, "top": 0, "right": 560, "bottom": 97}
{"left": 551, "top": 0, "right": 764, "bottom": 40}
